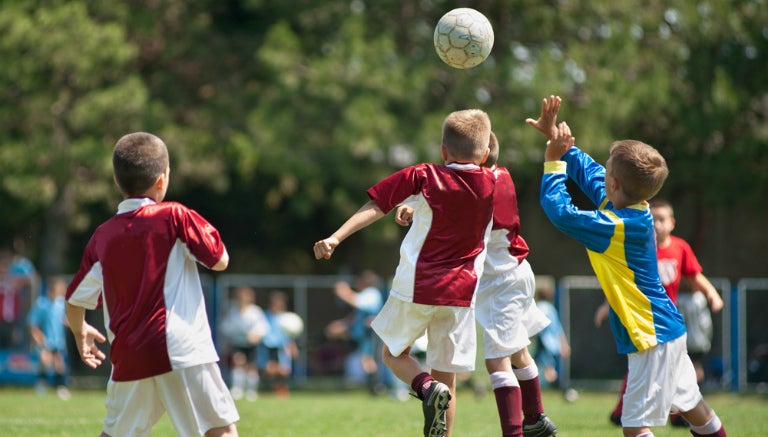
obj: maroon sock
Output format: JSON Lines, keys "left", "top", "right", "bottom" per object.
{"left": 518, "top": 376, "right": 544, "bottom": 425}
{"left": 691, "top": 428, "right": 727, "bottom": 437}
{"left": 493, "top": 386, "right": 523, "bottom": 437}
{"left": 612, "top": 373, "right": 629, "bottom": 418}
{"left": 411, "top": 372, "right": 434, "bottom": 399}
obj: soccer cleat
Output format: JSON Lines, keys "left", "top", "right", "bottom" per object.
{"left": 523, "top": 414, "right": 558, "bottom": 437}
{"left": 422, "top": 381, "right": 451, "bottom": 437}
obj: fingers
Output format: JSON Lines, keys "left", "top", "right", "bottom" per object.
{"left": 313, "top": 239, "right": 335, "bottom": 260}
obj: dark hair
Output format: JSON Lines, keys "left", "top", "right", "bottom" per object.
{"left": 113, "top": 132, "right": 169, "bottom": 196}
{"left": 442, "top": 109, "right": 491, "bottom": 161}
{"left": 608, "top": 140, "right": 668, "bottom": 202}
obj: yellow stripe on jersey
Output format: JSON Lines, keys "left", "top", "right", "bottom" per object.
{"left": 587, "top": 210, "right": 657, "bottom": 351}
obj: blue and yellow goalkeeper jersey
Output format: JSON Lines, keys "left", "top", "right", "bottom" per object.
{"left": 540, "top": 147, "right": 686, "bottom": 354}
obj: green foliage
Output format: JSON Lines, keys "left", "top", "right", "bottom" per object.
{"left": 0, "top": 0, "right": 766, "bottom": 274}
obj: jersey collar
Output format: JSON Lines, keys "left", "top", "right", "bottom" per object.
{"left": 117, "top": 197, "right": 157, "bottom": 214}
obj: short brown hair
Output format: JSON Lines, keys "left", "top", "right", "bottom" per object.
{"left": 442, "top": 109, "right": 491, "bottom": 161}
{"left": 485, "top": 131, "right": 499, "bottom": 167}
{"left": 113, "top": 132, "right": 169, "bottom": 196}
{"left": 649, "top": 198, "right": 674, "bottom": 215}
{"left": 608, "top": 140, "right": 668, "bottom": 202}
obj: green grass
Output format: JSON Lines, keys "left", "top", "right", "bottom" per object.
{"left": 0, "top": 386, "right": 766, "bottom": 436}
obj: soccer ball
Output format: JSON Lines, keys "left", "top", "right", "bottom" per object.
{"left": 433, "top": 8, "right": 494, "bottom": 69}
{"left": 277, "top": 312, "right": 304, "bottom": 338}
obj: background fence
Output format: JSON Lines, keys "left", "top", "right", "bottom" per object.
{"left": 2, "top": 273, "right": 767, "bottom": 393}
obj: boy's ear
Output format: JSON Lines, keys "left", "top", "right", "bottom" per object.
{"left": 480, "top": 147, "right": 490, "bottom": 164}
{"left": 154, "top": 173, "right": 165, "bottom": 190}
{"left": 440, "top": 144, "right": 448, "bottom": 161}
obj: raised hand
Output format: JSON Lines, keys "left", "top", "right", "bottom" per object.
{"left": 544, "top": 121, "right": 575, "bottom": 161}
{"left": 525, "top": 95, "right": 562, "bottom": 140}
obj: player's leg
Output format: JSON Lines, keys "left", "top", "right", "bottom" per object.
{"left": 672, "top": 350, "right": 726, "bottom": 436}
{"left": 430, "top": 369, "right": 456, "bottom": 437}
{"left": 511, "top": 348, "right": 557, "bottom": 436}
{"left": 486, "top": 356, "right": 522, "bottom": 437}
{"left": 158, "top": 363, "right": 240, "bottom": 437}
{"left": 102, "top": 378, "right": 165, "bottom": 437}
{"left": 229, "top": 350, "right": 247, "bottom": 399}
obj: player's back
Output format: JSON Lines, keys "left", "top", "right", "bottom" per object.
{"left": 68, "top": 199, "right": 223, "bottom": 381}
{"left": 371, "top": 162, "right": 495, "bottom": 307}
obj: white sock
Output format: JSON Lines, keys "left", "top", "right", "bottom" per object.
{"left": 246, "top": 371, "right": 260, "bottom": 391}
{"left": 513, "top": 364, "right": 539, "bottom": 381}
{"left": 690, "top": 414, "right": 722, "bottom": 435}
{"left": 489, "top": 371, "right": 519, "bottom": 390}
{"left": 231, "top": 367, "right": 245, "bottom": 390}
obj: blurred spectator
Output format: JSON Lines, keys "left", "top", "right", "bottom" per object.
{"left": 325, "top": 270, "right": 384, "bottom": 393}
{"left": 220, "top": 286, "right": 268, "bottom": 401}
{"left": 27, "top": 276, "right": 70, "bottom": 400}
{"left": 0, "top": 249, "right": 22, "bottom": 348}
{"left": 531, "top": 280, "right": 571, "bottom": 390}
{"left": 258, "top": 290, "right": 300, "bottom": 397}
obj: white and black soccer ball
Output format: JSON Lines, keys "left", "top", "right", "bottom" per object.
{"left": 433, "top": 8, "right": 494, "bottom": 69}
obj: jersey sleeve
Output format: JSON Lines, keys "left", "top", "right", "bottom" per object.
{"left": 678, "top": 238, "right": 704, "bottom": 276}
{"left": 66, "top": 234, "right": 104, "bottom": 310}
{"left": 540, "top": 160, "right": 614, "bottom": 253}
{"left": 366, "top": 165, "right": 425, "bottom": 214}
{"left": 562, "top": 146, "right": 610, "bottom": 209}
{"left": 172, "top": 204, "right": 225, "bottom": 269}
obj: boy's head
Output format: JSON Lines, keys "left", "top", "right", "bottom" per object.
{"left": 649, "top": 199, "right": 675, "bottom": 242}
{"left": 605, "top": 140, "right": 668, "bottom": 204}
{"left": 441, "top": 109, "right": 491, "bottom": 163}
{"left": 113, "top": 132, "right": 170, "bottom": 200}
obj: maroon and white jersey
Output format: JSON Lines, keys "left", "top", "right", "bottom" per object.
{"left": 484, "top": 166, "right": 530, "bottom": 276}
{"left": 66, "top": 198, "right": 225, "bottom": 382}
{"left": 367, "top": 162, "right": 495, "bottom": 307}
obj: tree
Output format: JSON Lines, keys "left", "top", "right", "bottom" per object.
{"left": 0, "top": 2, "right": 149, "bottom": 275}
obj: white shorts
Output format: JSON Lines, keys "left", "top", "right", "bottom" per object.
{"left": 475, "top": 260, "right": 550, "bottom": 359}
{"left": 372, "top": 296, "right": 476, "bottom": 372}
{"left": 622, "top": 334, "right": 702, "bottom": 428}
{"left": 103, "top": 363, "right": 239, "bottom": 437}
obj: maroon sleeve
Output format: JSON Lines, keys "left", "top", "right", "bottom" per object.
{"left": 366, "top": 165, "right": 425, "bottom": 214}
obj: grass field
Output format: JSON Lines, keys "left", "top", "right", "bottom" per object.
{"left": 0, "top": 386, "right": 766, "bottom": 436}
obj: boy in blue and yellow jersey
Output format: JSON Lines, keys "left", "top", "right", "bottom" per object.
{"left": 527, "top": 96, "right": 726, "bottom": 437}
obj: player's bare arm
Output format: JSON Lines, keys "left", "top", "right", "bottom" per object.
{"left": 689, "top": 272, "right": 724, "bottom": 312}
{"left": 65, "top": 302, "right": 107, "bottom": 369}
{"left": 545, "top": 121, "right": 575, "bottom": 162}
{"left": 314, "top": 200, "right": 386, "bottom": 260}
{"left": 211, "top": 248, "right": 230, "bottom": 271}
{"left": 525, "top": 95, "right": 562, "bottom": 140}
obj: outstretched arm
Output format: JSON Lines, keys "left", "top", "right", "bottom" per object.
{"left": 65, "top": 302, "right": 107, "bottom": 369}
{"left": 526, "top": 95, "right": 562, "bottom": 140}
{"left": 686, "top": 273, "right": 724, "bottom": 312}
{"left": 314, "top": 200, "right": 386, "bottom": 260}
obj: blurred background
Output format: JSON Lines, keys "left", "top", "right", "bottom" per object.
{"left": 0, "top": 0, "right": 766, "bottom": 393}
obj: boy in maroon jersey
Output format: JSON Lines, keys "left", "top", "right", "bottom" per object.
{"left": 395, "top": 132, "right": 559, "bottom": 437}
{"left": 66, "top": 132, "right": 239, "bottom": 437}
{"left": 314, "top": 109, "right": 495, "bottom": 437}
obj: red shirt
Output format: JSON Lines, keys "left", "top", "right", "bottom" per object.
{"left": 656, "top": 235, "right": 702, "bottom": 304}
{"left": 67, "top": 198, "right": 224, "bottom": 381}
{"left": 488, "top": 166, "right": 529, "bottom": 264}
{"left": 367, "top": 162, "right": 495, "bottom": 307}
